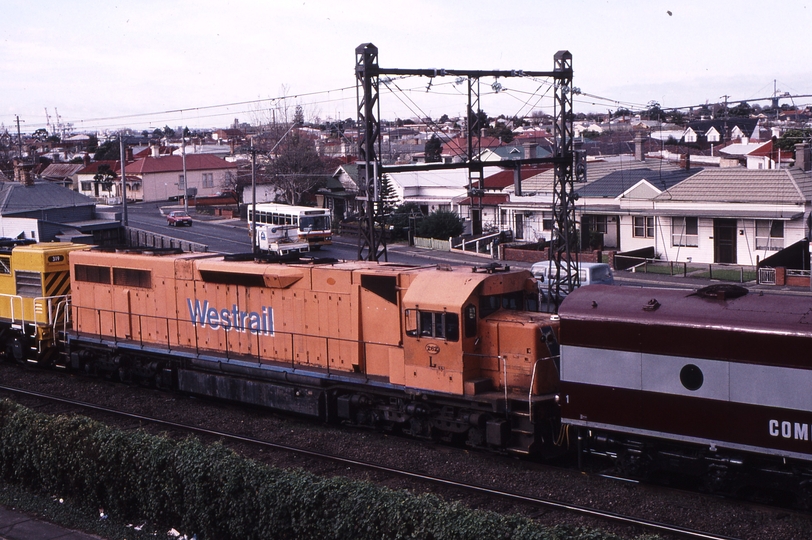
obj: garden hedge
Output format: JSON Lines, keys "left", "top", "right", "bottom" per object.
{"left": 0, "top": 400, "right": 649, "bottom": 540}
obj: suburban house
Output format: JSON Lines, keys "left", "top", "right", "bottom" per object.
{"left": 453, "top": 164, "right": 552, "bottom": 235}
{"left": 319, "top": 163, "right": 362, "bottom": 223}
{"left": 74, "top": 160, "right": 122, "bottom": 202}
{"left": 121, "top": 154, "right": 238, "bottom": 202}
{"left": 38, "top": 163, "right": 85, "bottom": 188}
{"left": 491, "top": 144, "right": 812, "bottom": 266}
{"left": 1, "top": 165, "right": 121, "bottom": 244}
{"left": 625, "top": 158, "right": 812, "bottom": 265}
{"left": 384, "top": 167, "right": 470, "bottom": 215}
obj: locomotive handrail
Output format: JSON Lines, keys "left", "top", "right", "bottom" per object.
{"left": 501, "top": 355, "right": 508, "bottom": 413}
{"left": 528, "top": 355, "right": 559, "bottom": 423}
{"left": 0, "top": 293, "right": 72, "bottom": 331}
{"left": 53, "top": 297, "right": 71, "bottom": 347}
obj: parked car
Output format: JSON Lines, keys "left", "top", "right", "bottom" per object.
{"left": 167, "top": 211, "right": 193, "bottom": 227}
{"left": 531, "top": 261, "right": 614, "bottom": 300}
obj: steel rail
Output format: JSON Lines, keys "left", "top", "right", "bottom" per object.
{"left": 0, "top": 384, "right": 739, "bottom": 540}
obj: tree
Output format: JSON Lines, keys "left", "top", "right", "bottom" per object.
{"left": 94, "top": 141, "right": 120, "bottom": 161}
{"left": 424, "top": 135, "right": 442, "bottom": 163}
{"left": 294, "top": 105, "right": 304, "bottom": 126}
{"left": 417, "top": 209, "right": 464, "bottom": 240}
{"left": 645, "top": 101, "right": 663, "bottom": 121}
{"left": 93, "top": 164, "right": 117, "bottom": 195}
{"left": 468, "top": 108, "right": 488, "bottom": 135}
{"left": 728, "top": 102, "right": 752, "bottom": 118}
{"left": 775, "top": 129, "right": 812, "bottom": 152}
{"left": 377, "top": 174, "right": 399, "bottom": 216}
{"left": 270, "top": 132, "right": 328, "bottom": 205}
{"left": 162, "top": 125, "right": 176, "bottom": 138}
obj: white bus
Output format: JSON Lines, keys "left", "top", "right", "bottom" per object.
{"left": 248, "top": 203, "right": 332, "bottom": 249}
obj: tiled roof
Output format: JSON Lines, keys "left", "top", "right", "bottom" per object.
{"left": 124, "top": 154, "right": 237, "bottom": 174}
{"left": 512, "top": 159, "right": 689, "bottom": 197}
{"left": 76, "top": 160, "right": 121, "bottom": 174}
{"left": 480, "top": 165, "right": 552, "bottom": 190}
{"left": 654, "top": 168, "right": 806, "bottom": 204}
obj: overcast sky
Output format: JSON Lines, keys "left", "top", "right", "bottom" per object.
{"left": 2, "top": 0, "right": 811, "bottom": 134}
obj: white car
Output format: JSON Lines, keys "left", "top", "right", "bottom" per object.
{"left": 531, "top": 261, "right": 614, "bottom": 300}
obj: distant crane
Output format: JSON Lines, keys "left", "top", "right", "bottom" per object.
{"left": 44, "top": 108, "right": 52, "bottom": 134}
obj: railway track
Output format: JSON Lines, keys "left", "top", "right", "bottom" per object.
{"left": 0, "top": 382, "right": 740, "bottom": 540}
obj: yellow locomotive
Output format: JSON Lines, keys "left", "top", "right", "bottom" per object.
{"left": 0, "top": 241, "right": 86, "bottom": 364}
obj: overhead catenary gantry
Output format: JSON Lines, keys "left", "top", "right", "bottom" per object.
{"left": 355, "top": 43, "right": 578, "bottom": 307}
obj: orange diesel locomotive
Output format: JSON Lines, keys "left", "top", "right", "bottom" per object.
{"left": 66, "top": 248, "right": 562, "bottom": 456}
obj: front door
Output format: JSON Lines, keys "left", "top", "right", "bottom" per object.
{"left": 471, "top": 208, "right": 482, "bottom": 235}
{"left": 714, "top": 219, "right": 737, "bottom": 263}
{"left": 515, "top": 214, "right": 524, "bottom": 240}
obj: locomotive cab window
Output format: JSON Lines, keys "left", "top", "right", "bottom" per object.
{"left": 0, "top": 255, "right": 10, "bottom": 275}
{"left": 405, "top": 309, "right": 459, "bottom": 342}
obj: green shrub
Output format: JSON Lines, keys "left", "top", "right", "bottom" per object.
{"left": 417, "top": 209, "right": 464, "bottom": 240}
{"left": 0, "top": 400, "right": 641, "bottom": 540}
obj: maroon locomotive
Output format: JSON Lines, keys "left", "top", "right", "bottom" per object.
{"left": 557, "top": 284, "right": 812, "bottom": 499}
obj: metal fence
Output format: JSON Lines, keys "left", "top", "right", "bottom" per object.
{"left": 124, "top": 227, "right": 208, "bottom": 252}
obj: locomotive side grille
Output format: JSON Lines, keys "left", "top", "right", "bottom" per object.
{"left": 15, "top": 271, "right": 42, "bottom": 297}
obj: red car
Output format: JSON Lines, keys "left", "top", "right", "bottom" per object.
{"left": 167, "top": 211, "right": 192, "bottom": 227}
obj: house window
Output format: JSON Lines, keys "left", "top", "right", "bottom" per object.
{"left": 203, "top": 173, "right": 214, "bottom": 188}
{"left": 756, "top": 220, "right": 783, "bottom": 251}
{"left": 633, "top": 216, "right": 654, "bottom": 238}
{"left": 178, "top": 174, "right": 185, "bottom": 191}
{"left": 672, "top": 217, "right": 699, "bottom": 247}
{"left": 588, "top": 216, "right": 608, "bottom": 234}
{"left": 541, "top": 213, "right": 553, "bottom": 232}
{"left": 80, "top": 181, "right": 92, "bottom": 192}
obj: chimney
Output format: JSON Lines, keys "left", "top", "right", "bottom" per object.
{"left": 634, "top": 133, "right": 647, "bottom": 161}
{"left": 126, "top": 147, "right": 134, "bottom": 161}
{"left": 513, "top": 164, "right": 522, "bottom": 197}
{"left": 795, "top": 143, "right": 812, "bottom": 172}
{"left": 150, "top": 144, "right": 160, "bottom": 158}
{"left": 13, "top": 159, "right": 35, "bottom": 187}
{"left": 83, "top": 153, "right": 90, "bottom": 166}
{"left": 522, "top": 142, "right": 538, "bottom": 160}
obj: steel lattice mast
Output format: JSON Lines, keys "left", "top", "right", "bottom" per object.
{"left": 355, "top": 44, "right": 576, "bottom": 292}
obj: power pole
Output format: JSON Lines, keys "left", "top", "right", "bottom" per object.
{"left": 119, "top": 135, "right": 128, "bottom": 227}
{"left": 181, "top": 137, "right": 188, "bottom": 214}
{"left": 15, "top": 116, "right": 23, "bottom": 160}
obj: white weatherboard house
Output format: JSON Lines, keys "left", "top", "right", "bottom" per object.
{"left": 384, "top": 167, "right": 471, "bottom": 214}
